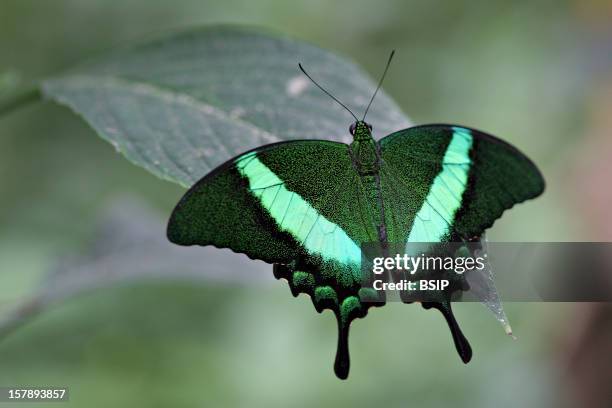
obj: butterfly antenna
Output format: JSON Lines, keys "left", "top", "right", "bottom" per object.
{"left": 298, "top": 63, "right": 358, "bottom": 121}
{"left": 362, "top": 50, "right": 395, "bottom": 121}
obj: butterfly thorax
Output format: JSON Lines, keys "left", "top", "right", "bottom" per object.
{"left": 349, "top": 121, "right": 379, "bottom": 175}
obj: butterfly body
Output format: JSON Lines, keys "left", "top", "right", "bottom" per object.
{"left": 349, "top": 121, "right": 388, "bottom": 245}
{"left": 167, "top": 123, "right": 544, "bottom": 379}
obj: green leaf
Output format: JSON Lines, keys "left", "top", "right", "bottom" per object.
{"left": 0, "top": 70, "right": 21, "bottom": 96}
{"left": 41, "top": 25, "right": 410, "bottom": 187}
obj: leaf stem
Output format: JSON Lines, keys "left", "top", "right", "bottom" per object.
{"left": 0, "top": 86, "right": 42, "bottom": 117}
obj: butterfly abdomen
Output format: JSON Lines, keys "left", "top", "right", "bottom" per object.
{"left": 358, "top": 173, "right": 388, "bottom": 243}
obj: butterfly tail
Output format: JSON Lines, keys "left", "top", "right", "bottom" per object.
{"left": 422, "top": 301, "right": 472, "bottom": 363}
{"left": 334, "top": 294, "right": 368, "bottom": 379}
{"left": 334, "top": 315, "right": 351, "bottom": 380}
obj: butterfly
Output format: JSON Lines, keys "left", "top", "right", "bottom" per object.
{"left": 166, "top": 51, "right": 545, "bottom": 379}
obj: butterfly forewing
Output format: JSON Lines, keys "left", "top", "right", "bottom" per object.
{"left": 168, "top": 140, "right": 382, "bottom": 286}
{"left": 379, "top": 125, "right": 545, "bottom": 242}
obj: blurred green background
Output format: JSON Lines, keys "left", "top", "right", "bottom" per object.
{"left": 1, "top": 0, "right": 611, "bottom": 407}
